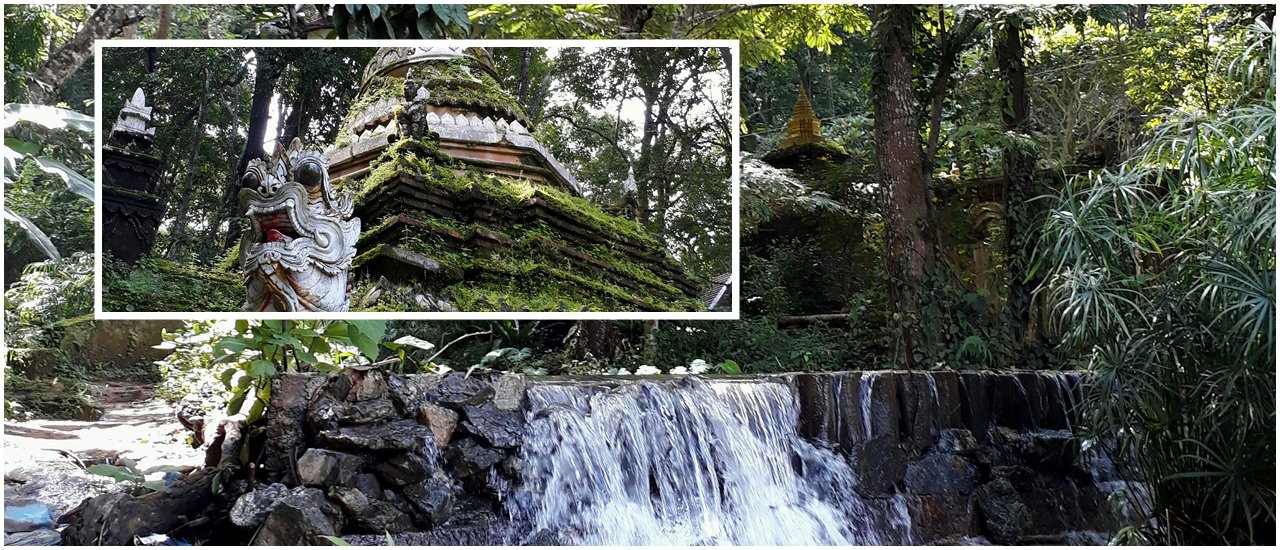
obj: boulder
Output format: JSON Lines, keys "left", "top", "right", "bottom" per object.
{"left": 491, "top": 373, "right": 525, "bottom": 411}
{"left": 330, "top": 486, "right": 371, "bottom": 517}
{"left": 402, "top": 476, "right": 455, "bottom": 528}
{"left": 416, "top": 402, "right": 458, "bottom": 447}
{"left": 462, "top": 403, "right": 522, "bottom": 448}
{"left": 230, "top": 483, "right": 292, "bottom": 528}
{"left": 850, "top": 435, "right": 907, "bottom": 496}
{"left": 298, "top": 449, "right": 366, "bottom": 487}
{"left": 975, "top": 476, "right": 1030, "bottom": 544}
{"left": 306, "top": 391, "right": 344, "bottom": 434}
{"left": 374, "top": 450, "right": 439, "bottom": 487}
{"left": 344, "top": 369, "right": 389, "bottom": 402}
{"left": 317, "top": 420, "right": 436, "bottom": 452}
{"left": 339, "top": 398, "right": 396, "bottom": 425}
{"left": 251, "top": 490, "right": 337, "bottom": 546}
{"left": 936, "top": 428, "right": 980, "bottom": 456}
{"left": 904, "top": 452, "right": 978, "bottom": 495}
{"left": 264, "top": 375, "right": 326, "bottom": 472}
{"left": 357, "top": 500, "right": 414, "bottom": 533}
{"left": 444, "top": 437, "right": 505, "bottom": 478}
{"left": 349, "top": 473, "right": 382, "bottom": 500}
{"left": 329, "top": 486, "right": 413, "bottom": 533}
{"left": 424, "top": 375, "right": 494, "bottom": 407}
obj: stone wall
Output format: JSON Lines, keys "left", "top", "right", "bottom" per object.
{"left": 253, "top": 369, "right": 525, "bottom": 544}
{"left": 254, "top": 369, "right": 1141, "bottom": 545}
{"left": 782, "top": 371, "right": 1142, "bottom": 544}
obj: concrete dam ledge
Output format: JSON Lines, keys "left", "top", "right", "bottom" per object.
{"left": 254, "top": 369, "right": 1142, "bottom": 545}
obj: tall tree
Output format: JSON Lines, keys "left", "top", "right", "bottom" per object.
{"left": 24, "top": 5, "right": 139, "bottom": 104}
{"left": 872, "top": 4, "right": 935, "bottom": 369}
{"left": 996, "top": 16, "right": 1041, "bottom": 366}
{"left": 165, "top": 65, "right": 211, "bottom": 260}
{"left": 225, "top": 48, "right": 283, "bottom": 248}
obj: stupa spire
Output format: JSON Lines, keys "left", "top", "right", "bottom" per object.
{"left": 779, "top": 84, "right": 822, "bottom": 149}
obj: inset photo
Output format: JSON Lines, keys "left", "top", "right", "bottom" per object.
{"left": 96, "top": 41, "right": 736, "bottom": 317}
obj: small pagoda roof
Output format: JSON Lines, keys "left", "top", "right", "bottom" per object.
{"left": 762, "top": 84, "right": 849, "bottom": 169}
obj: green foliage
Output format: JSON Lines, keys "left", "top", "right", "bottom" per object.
{"left": 654, "top": 319, "right": 866, "bottom": 374}
{"left": 208, "top": 320, "right": 387, "bottom": 423}
{"left": 1035, "top": 21, "right": 1274, "bottom": 543}
{"left": 101, "top": 255, "right": 241, "bottom": 313}
{"left": 3, "top": 368, "right": 98, "bottom": 421}
{"left": 85, "top": 457, "right": 185, "bottom": 495}
{"left": 739, "top": 156, "right": 848, "bottom": 233}
{"left": 332, "top": 4, "right": 469, "bottom": 39}
{"left": 4, "top": 252, "right": 93, "bottom": 349}
{"left": 2, "top": 4, "right": 83, "bottom": 103}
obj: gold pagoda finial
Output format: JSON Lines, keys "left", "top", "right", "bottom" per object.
{"left": 780, "top": 84, "right": 822, "bottom": 149}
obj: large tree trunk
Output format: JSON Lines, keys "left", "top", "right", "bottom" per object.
{"left": 165, "top": 66, "right": 211, "bottom": 261}
{"left": 923, "top": 10, "right": 978, "bottom": 174}
{"left": 996, "top": 18, "right": 1041, "bottom": 367}
{"left": 516, "top": 47, "right": 532, "bottom": 109}
{"left": 872, "top": 5, "right": 935, "bottom": 370}
{"left": 225, "top": 49, "right": 282, "bottom": 248}
{"left": 25, "top": 5, "right": 140, "bottom": 104}
{"left": 280, "top": 79, "right": 319, "bottom": 144}
{"left": 155, "top": 5, "right": 172, "bottom": 39}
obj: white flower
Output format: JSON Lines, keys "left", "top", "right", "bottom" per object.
{"left": 669, "top": 366, "right": 689, "bottom": 375}
{"left": 689, "top": 359, "right": 710, "bottom": 374}
{"left": 635, "top": 365, "right": 660, "bottom": 376}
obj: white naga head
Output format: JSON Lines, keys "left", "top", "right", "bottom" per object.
{"left": 238, "top": 138, "right": 360, "bottom": 312}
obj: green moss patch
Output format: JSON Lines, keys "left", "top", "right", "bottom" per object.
{"left": 103, "top": 257, "right": 241, "bottom": 312}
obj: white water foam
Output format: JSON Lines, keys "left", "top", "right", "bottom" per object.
{"left": 508, "top": 378, "right": 909, "bottom": 545}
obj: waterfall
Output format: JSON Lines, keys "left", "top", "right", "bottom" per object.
{"left": 859, "top": 372, "right": 879, "bottom": 440}
{"left": 508, "top": 378, "right": 907, "bottom": 545}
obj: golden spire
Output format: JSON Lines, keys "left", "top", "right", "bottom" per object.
{"left": 780, "top": 84, "right": 822, "bottom": 149}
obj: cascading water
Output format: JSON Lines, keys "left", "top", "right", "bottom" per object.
{"left": 506, "top": 377, "right": 910, "bottom": 545}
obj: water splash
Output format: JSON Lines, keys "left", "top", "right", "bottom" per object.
{"left": 508, "top": 378, "right": 904, "bottom": 545}
{"left": 859, "top": 372, "right": 879, "bottom": 440}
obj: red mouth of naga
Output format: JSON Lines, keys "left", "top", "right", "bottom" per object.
{"left": 255, "top": 211, "right": 302, "bottom": 243}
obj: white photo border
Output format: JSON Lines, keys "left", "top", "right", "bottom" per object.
{"left": 94, "top": 38, "right": 740, "bottom": 321}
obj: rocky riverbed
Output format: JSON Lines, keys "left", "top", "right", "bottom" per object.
{"left": 3, "top": 382, "right": 203, "bottom": 545}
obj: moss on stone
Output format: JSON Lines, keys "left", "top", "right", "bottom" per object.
{"left": 409, "top": 58, "right": 530, "bottom": 124}
{"left": 102, "top": 257, "right": 241, "bottom": 312}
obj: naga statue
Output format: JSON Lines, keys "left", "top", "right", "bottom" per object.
{"left": 238, "top": 138, "right": 360, "bottom": 312}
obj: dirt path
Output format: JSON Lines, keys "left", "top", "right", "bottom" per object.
{"left": 3, "top": 382, "right": 203, "bottom": 521}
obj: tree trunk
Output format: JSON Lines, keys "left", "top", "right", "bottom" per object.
{"left": 225, "top": 49, "right": 282, "bottom": 248}
{"left": 516, "top": 47, "right": 532, "bottom": 109}
{"left": 280, "top": 79, "right": 319, "bottom": 144}
{"left": 165, "top": 66, "right": 211, "bottom": 261}
{"left": 618, "top": 4, "right": 654, "bottom": 36}
{"left": 641, "top": 320, "right": 659, "bottom": 365}
{"left": 155, "top": 5, "right": 172, "bottom": 39}
{"left": 996, "top": 18, "right": 1041, "bottom": 367}
{"left": 25, "top": 5, "right": 139, "bottom": 104}
{"left": 924, "top": 12, "right": 978, "bottom": 174}
{"left": 873, "top": 5, "right": 934, "bottom": 370}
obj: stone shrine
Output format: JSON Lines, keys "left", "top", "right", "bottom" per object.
{"left": 102, "top": 88, "right": 165, "bottom": 264}
{"left": 327, "top": 47, "right": 702, "bottom": 312}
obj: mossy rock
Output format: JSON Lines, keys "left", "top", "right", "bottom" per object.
{"left": 4, "top": 371, "right": 102, "bottom": 421}
{"left": 103, "top": 257, "right": 242, "bottom": 312}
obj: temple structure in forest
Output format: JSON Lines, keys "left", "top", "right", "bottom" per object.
{"left": 761, "top": 85, "right": 850, "bottom": 171}
{"left": 102, "top": 89, "right": 165, "bottom": 264}
{"left": 323, "top": 46, "right": 703, "bottom": 312}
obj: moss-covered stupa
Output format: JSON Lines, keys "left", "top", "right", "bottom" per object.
{"left": 761, "top": 85, "right": 849, "bottom": 171}
{"left": 325, "top": 47, "right": 702, "bottom": 312}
